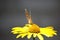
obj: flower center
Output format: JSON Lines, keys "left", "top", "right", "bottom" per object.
{"left": 29, "top": 24, "right": 40, "bottom": 33}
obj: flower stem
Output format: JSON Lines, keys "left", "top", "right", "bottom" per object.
{"left": 33, "top": 37, "right": 35, "bottom": 40}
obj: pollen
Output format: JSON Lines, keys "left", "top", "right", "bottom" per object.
{"left": 29, "top": 24, "right": 40, "bottom": 33}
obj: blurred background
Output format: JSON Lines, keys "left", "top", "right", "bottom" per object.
{"left": 0, "top": 0, "right": 60, "bottom": 40}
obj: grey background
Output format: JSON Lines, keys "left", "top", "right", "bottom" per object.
{"left": 0, "top": 0, "right": 60, "bottom": 40}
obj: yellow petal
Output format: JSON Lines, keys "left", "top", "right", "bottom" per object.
{"left": 11, "top": 27, "right": 23, "bottom": 32}
{"left": 37, "top": 34, "right": 44, "bottom": 40}
{"left": 16, "top": 34, "right": 21, "bottom": 38}
{"left": 11, "top": 31, "right": 18, "bottom": 34}
{"left": 33, "top": 33, "right": 37, "bottom": 38}
{"left": 11, "top": 27, "right": 24, "bottom": 34}
{"left": 40, "top": 26, "right": 57, "bottom": 37}
{"left": 23, "top": 26, "right": 29, "bottom": 32}
{"left": 27, "top": 33, "right": 32, "bottom": 39}
{"left": 16, "top": 33, "right": 27, "bottom": 38}
{"left": 21, "top": 34, "right": 27, "bottom": 38}
{"left": 12, "top": 27, "right": 22, "bottom": 30}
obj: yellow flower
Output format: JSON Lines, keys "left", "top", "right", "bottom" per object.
{"left": 11, "top": 9, "right": 57, "bottom": 40}
{"left": 11, "top": 24, "right": 57, "bottom": 40}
